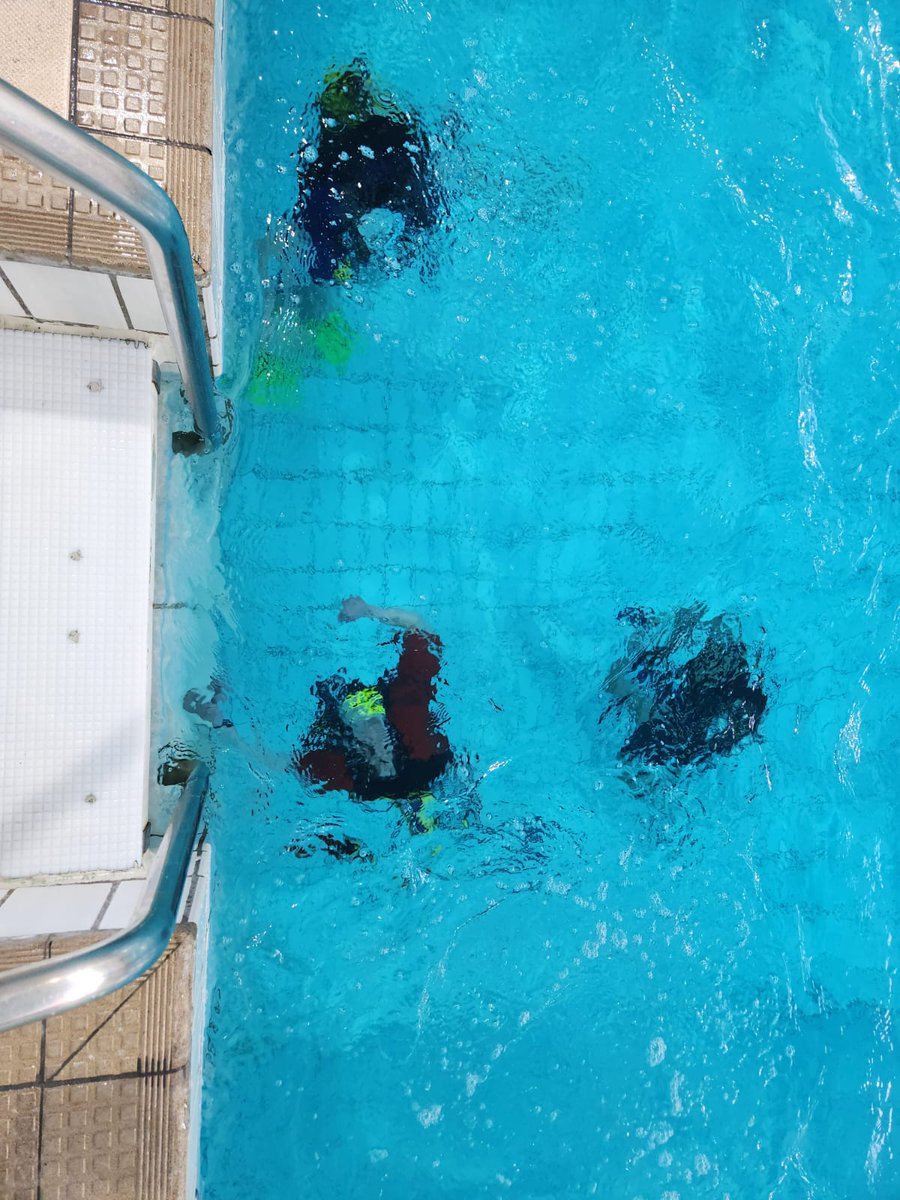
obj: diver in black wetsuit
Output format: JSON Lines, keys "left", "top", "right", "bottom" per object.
{"left": 601, "top": 604, "right": 768, "bottom": 770}
{"left": 293, "top": 61, "right": 440, "bottom": 283}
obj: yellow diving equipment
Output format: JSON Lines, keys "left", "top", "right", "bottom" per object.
{"left": 407, "top": 791, "right": 438, "bottom": 836}
{"left": 341, "top": 687, "right": 386, "bottom": 720}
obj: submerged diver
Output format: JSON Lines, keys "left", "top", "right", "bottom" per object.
{"left": 293, "top": 596, "right": 453, "bottom": 832}
{"left": 293, "top": 60, "right": 440, "bottom": 282}
{"left": 246, "top": 61, "right": 441, "bottom": 403}
{"left": 601, "top": 604, "right": 768, "bottom": 769}
{"left": 179, "top": 597, "right": 455, "bottom": 852}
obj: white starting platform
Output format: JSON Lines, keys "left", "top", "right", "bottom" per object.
{"left": 0, "top": 328, "right": 155, "bottom": 879}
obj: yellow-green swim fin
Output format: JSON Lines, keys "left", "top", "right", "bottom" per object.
{"left": 246, "top": 310, "right": 355, "bottom": 408}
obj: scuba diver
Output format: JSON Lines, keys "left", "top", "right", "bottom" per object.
{"left": 293, "top": 595, "right": 453, "bottom": 834}
{"left": 601, "top": 604, "right": 768, "bottom": 770}
{"left": 292, "top": 59, "right": 441, "bottom": 283}
{"left": 178, "top": 596, "right": 456, "bottom": 858}
{"left": 246, "top": 61, "right": 443, "bottom": 406}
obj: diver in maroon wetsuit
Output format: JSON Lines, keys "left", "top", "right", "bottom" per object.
{"left": 293, "top": 597, "right": 452, "bottom": 817}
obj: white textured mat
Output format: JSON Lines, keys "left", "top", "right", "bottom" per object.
{"left": 0, "top": 330, "right": 155, "bottom": 877}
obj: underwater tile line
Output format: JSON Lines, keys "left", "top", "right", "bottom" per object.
{"left": 243, "top": 518, "right": 624, "bottom": 548}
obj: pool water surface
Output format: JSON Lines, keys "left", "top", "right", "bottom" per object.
{"left": 199, "top": 1, "right": 900, "bottom": 1195}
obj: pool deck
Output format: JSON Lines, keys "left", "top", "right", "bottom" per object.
{"left": 0, "top": 0, "right": 222, "bottom": 370}
{"left": 0, "top": 0, "right": 222, "bottom": 1193}
{"left": 0, "top": 843, "right": 210, "bottom": 1200}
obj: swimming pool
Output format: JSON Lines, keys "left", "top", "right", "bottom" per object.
{"left": 200, "top": 0, "right": 900, "bottom": 1195}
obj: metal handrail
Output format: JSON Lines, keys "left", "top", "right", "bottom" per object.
{"left": 0, "top": 78, "right": 220, "bottom": 447}
{"left": 0, "top": 765, "right": 208, "bottom": 1034}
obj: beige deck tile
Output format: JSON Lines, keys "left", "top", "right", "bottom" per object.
{"left": 0, "top": 1025, "right": 43, "bottom": 1088}
{"left": 69, "top": 130, "right": 154, "bottom": 275}
{"left": 170, "top": 0, "right": 215, "bottom": 20}
{"left": 44, "top": 929, "right": 194, "bottom": 1081}
{"left": 0, "top": 936, "right": 50, "bottom": 970}
{"left": 0, "top": 928, "right": 197, "bottom": 1198}
{"left": 168, "top": 16, "right": 214, "bottom": 147}
{"left": 90, "top": 134, "right": 168, "bottom": 193}
{"left": 168, "top": 145, "right": 213, "bottom": 280}
{"left": 69, "top": 133, "right": 163, "bottom": 275}
{"left": 0, "top": 152, "right": 71, "bottom": 217}
{"left": 0, "top": 939, "right": 50, "bottom": 1087}
{"left": 46, "top": 931, "right": 105, "bottom": 954}
{"left": 70, "top": 135, "right": 211, "bottom": 279}
{"left": 0, "top": 1087, "right": 40, "bottom": 1200}
{"left": 0, "top": 0, "right": 73, "bottom": 118}
{"left": 0, "top": 209, "right": 69, "bottom": 264}
{"left": 0, "top": 0, "right": 214, "bottom": 283}
{"left": 40, "top": 1071, "right": 189, "bottom": 1200}
{"left": 0, "top": 151, "right": 71, "bottom": 264}
{"left": 77, "top": 3, "right": 171, "bottom": 142}
{"left": 76, "top": 3, "right": 214, "bottom": 148}
{"left": 69, "top": 209, "right": 149, "bottom": 275}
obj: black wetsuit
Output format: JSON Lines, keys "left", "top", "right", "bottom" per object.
{"left": 608, "top": 611, "right": 767, "bottom": 769}
{"left": 295, "top": 109, "right": 437, "bottom": 282}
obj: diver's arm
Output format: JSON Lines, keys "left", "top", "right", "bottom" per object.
{"left": 292, "top": 746, "right": 356, "bottom": 794}
{"left": 183, "top": 685, "right": 293, "bottom": 774}
{"left": 339, "top": 595, "right": 433, "bottom": 633}
{"left": 219, "top": 722, "right": 295, "bottom": 776}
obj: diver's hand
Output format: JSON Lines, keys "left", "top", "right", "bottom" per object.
{"left": 339, "top": 595, "right": 431, "bottom": 632}
{"left": 183, "top": 682, "right": 233, "bottom": 729}
{"left": 339, "top": 595, "right": 372, "bottom": 622}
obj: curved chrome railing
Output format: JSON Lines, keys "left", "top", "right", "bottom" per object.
{"left": 0, "top": 78, "right": 220, "bottom": 447}
{"left": 0, "top": 765, "right": 208, "bottom": 1034}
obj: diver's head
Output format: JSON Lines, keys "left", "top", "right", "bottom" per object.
{"left": 341, "top": 687, "right": 395, "bottom": 777}
{"left": 320, "top": 63, "right": 372, "bottom": 125}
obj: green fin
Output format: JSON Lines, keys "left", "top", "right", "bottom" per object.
{"left": 308, "top": 310, "right": 354, "bottom": 367}
{"left": 245, "top": 346, "right": 304, "bottom": 408}
{"left": 246, "top": 311, "right": 355, "bottom": 407}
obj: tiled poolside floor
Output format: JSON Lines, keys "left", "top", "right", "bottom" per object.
{"left": 0, "top": 845, "right": 209, "bottom": 1199}
{"left": 0, "top": 0, "right": 214, "bottom": 282}
{"left": 0, "top": 929, "right": 194, "bottom": 1200}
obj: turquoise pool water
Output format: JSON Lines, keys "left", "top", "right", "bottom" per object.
{"left": 201, "top": 1, "right": 900, "bottom": 1195}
